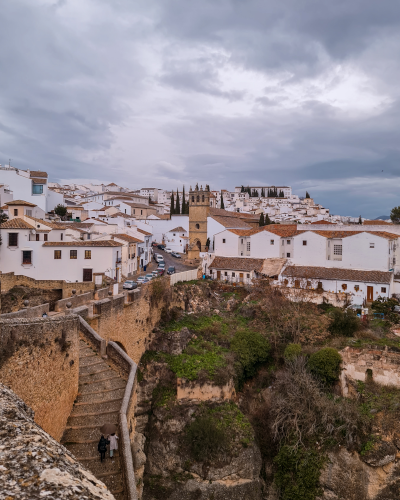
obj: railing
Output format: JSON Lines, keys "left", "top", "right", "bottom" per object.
{"left": 78, "top": 317, "right": 138, "bottom": 499}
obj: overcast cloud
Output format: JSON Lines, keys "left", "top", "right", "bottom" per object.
{"left": 1, "top": 0, "right": 400, "bottom": 217}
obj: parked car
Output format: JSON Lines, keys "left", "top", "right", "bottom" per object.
{"left": 164, "top": 247, "right": 172, "bottom": 253}
{"left": 157, "top": 244, "right": 165, "bottom": 250}
{"left": 123, "top": 280, "right": 138, "bottom": 290}
{"left": 171, "top": 252, "right": 181, "bottom": 258}
{"left": 152, "top": 242, "right": 158, "bottom": 247}
{"left": 155, "top": 254, "right": 164, "bottom": 263}
{"left": 151, "top": 270, "right": 160, "bottom": 278}
{"left": 137, "top": 276, "right": 149, "bottom": 284}
{"left": 158, "top": 261, "right": 165, "bottom": 268}
{"left": 167, "top": 266, "right": 176, "bottom": 275}
{"left": 157, "top": 267, "right": 165, "bottom": 275}
{"left": 145, "top": 273, "right": 154, "bottom": 281}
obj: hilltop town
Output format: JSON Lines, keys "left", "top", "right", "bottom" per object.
{"left": 2, "top": 164, "right": 400, "bottom": 500}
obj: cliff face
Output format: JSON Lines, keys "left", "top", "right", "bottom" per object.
{"left": 0, "top": 383, "right": 115, "bottom": 500}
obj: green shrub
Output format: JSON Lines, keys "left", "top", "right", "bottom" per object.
{"left": 284, "top": 344, "right": 302, "bottom": 361}
{"left": 185, "top": 414, "right": 230, "bottom": 461}
{"left": 328, "top": 308, "right": 360, "bottom": 337}
{"left": 230, "top": 329, "right": 270, "bottom": 380}
{"left": 308, "top": 348, "right": 342, "bottom": 386}
{"left": 274, "top": 445, "right": 326, "bottom": 500}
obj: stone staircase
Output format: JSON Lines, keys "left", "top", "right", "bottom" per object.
{"left": 62, "top": 339, "right": 128, "bottom": 500}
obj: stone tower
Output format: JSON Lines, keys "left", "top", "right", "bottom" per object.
{"left": 187, "top": 185, "right": 210, "bottom": 259}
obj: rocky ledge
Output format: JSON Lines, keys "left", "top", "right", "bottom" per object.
{"left": 0, "top": 383, "right": 115, "bottom": 500}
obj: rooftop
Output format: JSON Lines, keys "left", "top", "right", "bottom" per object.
{"left": 282, "top": 266, "right": 392, "bottom": 284}
{"left": 43, "top": 241, "right": 121, "bottom": 247}
{"left": 209, "top": 256, "right": 265, "bottom": 272}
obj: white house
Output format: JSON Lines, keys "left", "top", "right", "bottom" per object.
{"left": 111, "top": 234, "right": 141, "bottom": 277}
{"left": 164, "top": 226, "right": 188, "bottom": 253}
{"left": 0, "top": 167, "right": 64, "bottom": 212}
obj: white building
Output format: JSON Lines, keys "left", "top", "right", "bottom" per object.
{"left": 164, "top": 226, "right": 188, "bottom": 253}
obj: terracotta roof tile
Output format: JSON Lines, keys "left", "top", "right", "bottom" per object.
{"left": 43, "top": 241, "right": 121, "bottom": 247}
{"left": 282, "top": 266, "right": 392, "bottom": 284}
{"left": 169, "top": 226, "right": 187, "bottom": 233}
{"left": 211, "top": 215, "right": 252, "bottom": 229}
{"left": 363, "top": 220, "right": 393, "bottom": 225}
{"left": 6, "top": 200, "right": 37, "bottom": 207}
{"left": 137, "top": 228, "right": 152, "bottom": 236}
{"left": 209, "top": 256, "right": 264, "bottom": 272}
{"left": 113, "top": 233, "right": 142, "bottom": 243}
{"left": 310, "top": 220, "right": 337, "bottom": 224}
{"left": 29, "top": 170, "right": 48, "bottom": 178}
{"left": 0, "top": 218, "right": 35, "bottom": 229}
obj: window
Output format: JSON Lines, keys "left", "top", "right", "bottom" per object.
{"left": 247, "top": 274, "right": 250, "bottom": 278}
{"left": 54, "top": 250, "right": 61, "bottom": 259}
{"left": 70, "top": 250, "right": 77, "bottom": 259}
{"left": 36, "top": 234, "right": 39, "bottom": 241}
{"left": 197, "top": 195, "right": 200, "bottom": 202}
{"left": 44, "top": 234, "right": 48, "bottom": 242}
{"left": 270, "top": 240, "right": 274, "bottom": 245}
{"left": 303, "top": 241, "right": 307, "bottom": 246}
{"left": 342, "top": 284, "right": 347, "bottom": 290}
{"left": 370, "top": 243, "right": 375, "bottom": 248}
{"left": 354, "top": 285, "right": 359, "bottom": 291}
{"left": 287, "top": 253, "right": 291, "bottom": 258}
{"left": 381, "top": 287, "right": 387, "bottom": 293}
{"left": 283, "top": 279, "right": 288, "bottom": 285}
{"left": 222, "top": 239, "right": 226, "bottom": 243}
{"left": 247, "top": 242, "right": 251, "bottom": 252}
{"left": 306, "top": 281, "right": 311, "bottom": 287}
{"left": 333, "top": 244, "right": 342, "bottom": 255}
{"left": 192, "top": 196, "right": 194, "bottom": 202}
{"left": 8, "top": 233, "right": 18, "bottom": 247}
{"left": 287, "top": 240, "right": 291, "bottom": 244}
{"left": 294, "top": 280, "right": 300, "bottom": 288}
{"left": 85, "top": 250, "right": 91, "bottom": 259}
{"left": 32, "top": 184, "right": 43, "bottom": 195}
{"left": 232, "top": 272, "right": 235, "bottom": 277}
{"left": 241, "top": 239, "right": 244, "bottom": 244}
{"left": 61, "top": 233, "right": 63, "bottom": 241}
{"left": 14, "top": 209, "right": 18, "bottom": 216}
{"left": 173, "top": 233, "right": 176, "bottom": 236}
{"left": 22, "top": 251, "right": 32, "bottom": 264}
{"left": 224, "top": 272, "right": 228, "bottom": 276}
{"left": 202, "top": 195, "right": 205, "bottom": 202}
{"left": 282, "top": 240, "right": 284, "bottom": 246}
{"left": 141, "top": 210, "right": 143, "bottom": 215}
{"left": 195, "top": 224, "right": 200, "bottom": 229}
{"left": 317, "top": 282, "right": 323, "bottom": 289}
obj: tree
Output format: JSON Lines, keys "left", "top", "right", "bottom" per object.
{"left": 54, "top": 204, "right": 67, "bottom": 218}
{"left": 220, "top": 192, "right": 225, "bottom": 209}
{"left": 308, "top": 348, "right": 342, "bottom": 386}
{"left": 390, "top": 206, "right": 400, "bottom": 224}
{"left": 241, "top": 185, "right": 245, "bottom": 193}
{"left": 205, "top": 237, "right": 210, "bottom": 248}
{"left": 170, "top": 192, "right": 175, "bottom": 216}
{"left": 181, "top": 185, "right": 186, "bottom": 214}
{"left": 259, "top": 213, "right": 265, "bottom": 226}
{"left": 0, "top": 211, "right": 8, "bottom": 224}
{"left": 149, "top": 195, "right": 152, "bottom": 203}
{"left": 305, "top": 191, "right": 311, "bottom": 199}
{"left": 358, "top": 215, "right": 362, "bottom": 224}
{"left": 175, "top": 189, "right": 180, "bottom": 214}
{"left": 279, "top": 190, "right": 284, "bottom": 198}
{"left": 265, "top": 213, "right": 271, "bottom": 225}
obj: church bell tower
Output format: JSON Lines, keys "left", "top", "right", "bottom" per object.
{"left": 187, "top": 185, "right": 210, "bottom": 259}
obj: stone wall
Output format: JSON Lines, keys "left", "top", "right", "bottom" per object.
{"left": 0, "top": 302, "right": 50, "bottom": 319}
{"left": 340, "top": 345, "right": 400, "bottom": 395}
{"left": 0, "top": 316, "right": 80, "bottom": 441}
{"left": 177, "top": 379, "right": 236, "bottom": 403}
{"left": 0, "top": 271, "right": 95, "bottom": 298}
{"left": 87, "top": 279, "right": 175, "bottom": 364}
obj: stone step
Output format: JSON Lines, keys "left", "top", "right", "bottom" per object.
{"left": 63, "top": 425, "right": 118, "bottom": 443}
{"left": 77, "top": 387, "right": 126, "bottom": 404}
{"left": 79, "top": 362, "right": 110, "bottom": 376}
{"left": 67, "top": 410, "right": 119, "bottom": 427}
{"left": 78, "top": 384, "right": 126, "bottom": 398}
{"left": 79, "top": 375, "right": 122, "bottom": 388}
{"left": 75, "top": 451, "right": 121, "bottom": 462}
{"left": 79, "top": 377, "right": 126, "bottom": 393}
{"left": 70, "top": 398, "right": 122, "bottom": 414}
{"left": 79, "top": 369, "right": 115, "bottom": 382}
{"left": 80, "top": 354, "right": 100, "bottom": 366}
{"left": 86, "top": 458, "right": 122, "bottom": 477}
{"left": 99, "top": 472, "right": 125, "bottom": 497}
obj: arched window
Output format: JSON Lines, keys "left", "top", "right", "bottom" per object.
{"left": 197, "top": 195, "right": 200, "bottom": 202}
{"left": 202, "top": 195, "right": 204, "bottom": 202}
{"left": 192, "top": 196, "right": 194, "bottom": 202}
{"left": 195, "top": 224, "right": 200, "bottom": 229}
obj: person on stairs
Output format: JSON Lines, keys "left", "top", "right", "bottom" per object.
{"left": 98, "top": 435, "right": 109, "bottom": 462}
{"left": 108, "top": 432, "right": 119, "bottom": 459}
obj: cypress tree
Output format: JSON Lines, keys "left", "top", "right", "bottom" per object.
{"left": 181, "top": 186, "right": 186, "bottom": 214}
{"left": 259, "top": 213, "right": 265, "bottom": 226}
{"left": 170, "top": 192, "right": 175, "bottom": 216}
{"left": 221, "top": 192, "right": 225, "bottom": 209}
{"left": 306, "top": 191, "right": 310, "bottom": 199}
{"left": 241, "top": 185, "right": 245, "bottom": 193}
{"left": 261, "top": 188, "right": 265, "bottom": 197}
{"left": 265, "top": 213, "right": 271, "bottom": 225}
{"left": 175, "top": 189, "right": 180, "bottom": 214}
{"left": 358, "top": 215, "right": 362, "bottom": 224}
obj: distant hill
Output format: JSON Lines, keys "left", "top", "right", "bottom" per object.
{"left": 374, "top": 215, "right": 390, "bottom": 220}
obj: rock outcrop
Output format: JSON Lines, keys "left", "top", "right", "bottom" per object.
{"left": 0, "top": 383, "right": 115, "bottom": 499}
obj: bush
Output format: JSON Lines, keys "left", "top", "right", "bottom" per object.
{"left": 328, "top": 308, "right": 360, "bottom": 337}
{"left": 308, "top": 348, "right": 342, "bottom": 386}
{"left": 274, "top": 445, "right": 326, "bottom": 500}
{"left": 284, "top": 344, "right": 302, "bottom": 361}
{"left": 230, "top": 329, "right": 270, "bottom": 380}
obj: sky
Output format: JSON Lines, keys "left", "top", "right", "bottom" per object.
{"left": 1, "top": 0, "right": 400, "bottom": 218}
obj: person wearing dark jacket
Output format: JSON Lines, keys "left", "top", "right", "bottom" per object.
{"left": 98, "top": 435, "right": 109, "bottom": 462}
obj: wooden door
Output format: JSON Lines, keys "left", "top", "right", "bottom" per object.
{"left": 217, "top": 271, "right": 221, "bottom": 280}
{"left": 83, "top": 268, "right": 93, "bottom": 282}
{"left": 239, "top": 273, "right": 244, "bottom": 282}
{"left": 367, "top": 286, "right": 373, "bottom": 301}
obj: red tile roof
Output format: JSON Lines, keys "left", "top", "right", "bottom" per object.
{"left": 6, "top": 200, "right": 37, "bottom": 207}
{"left": 0, "top": 218, "right": 35, "bottom": 229}
{"left": 363, "top": 220, "right": 393, "bottom": 225}
{"left": 209, "top": 256, "right": 264, "bottom": 272}
{"left": 113, "top": 234, "right": 142, "bottom": 243}
{"left": 43, "top": 241, "right": 121, "bottom": 247}
{"left": 310, "top": 220, "right": 336, "bottom": 224}
{"left": 137, "top": 228, "right": 152, "bottom": 236}
{"left": 282, "top": 266, "right": 392, "bottom": 284}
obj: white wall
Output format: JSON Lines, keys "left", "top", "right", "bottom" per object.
{"left": 46, "top": 189, "right": 64, "bottom": 211}
{"left": 0, "top": 229, "right": 120, "bottom": 282}
{"left": 0, "top": 169, "right": 47, "bottom": 211}
{"left": 164, "top": 229, "right": 188, "bottom": 252}
{"left": 214, "top": 230, "right": 239, "bottom": 257}
{"left": 148, "top": 215, "right": 189, "bottom": 244}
